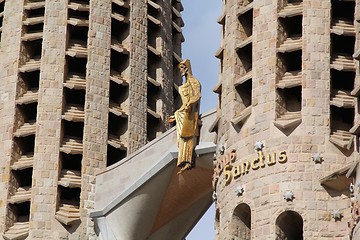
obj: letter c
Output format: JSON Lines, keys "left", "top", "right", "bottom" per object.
{"left": 251, "top": 158, "right": 260, "bottom": 170}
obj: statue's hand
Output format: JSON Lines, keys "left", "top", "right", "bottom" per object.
{"left": 167, "top": 115, "right": 175, "bottom": 123}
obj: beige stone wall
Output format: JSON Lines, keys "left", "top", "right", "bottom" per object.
{"left": 0, "top": 0, "right": 24, "bottom": 234}
{"left": 82, "top": 0, "right": 111, "bottom": 238}
{"left": 0, "top": 0, "right": 182, "bottom": 239}
{"left": 128, "top": 0, "right": 148, "bottom": 151}
{"left": 352, "top": 1, "right": 360, "bottom": 234}
{"left": 214, "top": 0, "right": 359, "bottom": 239}
{"left": 157, "top": 0, "right": 175, "bottom": 131}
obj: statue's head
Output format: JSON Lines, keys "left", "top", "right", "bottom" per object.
{"left": 178, "top": 59, "right": 192, "bottom": 76}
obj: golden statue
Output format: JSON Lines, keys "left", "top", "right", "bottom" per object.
{"left": 168, "top": 59, "right": 201, "bottom": 174}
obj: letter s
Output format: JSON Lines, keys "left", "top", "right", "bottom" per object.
{"left": 278, "top": 151, "right": 287, "bottom": 163}
{"left": 224, "top": 165, "right": 232, "bottom": 185}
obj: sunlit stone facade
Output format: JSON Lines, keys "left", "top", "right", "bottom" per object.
{"left": 213, "top": 0, "right": 360, "bottom": 239}
{"left": 0, "top": 0, "right": 183, "bottom": 239}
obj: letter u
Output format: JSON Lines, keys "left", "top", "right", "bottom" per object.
{"left": 267, "top": 153, "right": 276, "bottom": 166}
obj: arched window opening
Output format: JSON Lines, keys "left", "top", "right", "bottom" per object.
{"left": 230, "top": 203, "right": 251, "bottom": 240}
{"left": 276, "top": 210, "right": 303, "bottom": 240}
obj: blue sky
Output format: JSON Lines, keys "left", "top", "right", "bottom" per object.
{"left": 181, "top": 0, "right": 222, "bottom": 113}
{"left": 181, "top": 0, "right": 222, "bottom": 239}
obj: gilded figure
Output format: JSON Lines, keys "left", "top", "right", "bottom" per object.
{"left": 168, "top": 59, "right": 201, "bottom": 174}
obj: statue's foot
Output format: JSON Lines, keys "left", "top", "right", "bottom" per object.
{"left": 177, "top": 163, "right": 192, "bottom": 175}
{"left": 177, "top": 168, "right": 185, "bottom": 175}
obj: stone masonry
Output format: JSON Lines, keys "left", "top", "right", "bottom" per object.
{"left": 0, "top": 0, "right": 184, "bottom": 239}
{"left": 213, "top": 0, "right": 360, "bottom": 239}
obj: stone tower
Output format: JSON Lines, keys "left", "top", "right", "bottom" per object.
{"left": 0, "top": 0, "right": 184, "bottom": 239}
{"left": 213, "top": 0, "right": 360, "bottom": 239}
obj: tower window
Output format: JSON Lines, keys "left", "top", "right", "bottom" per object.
{"left": 276, "top": 211, "right": 303, "bottom": 240}
{"left": 230, "top": 204, "right": 251, "bottom": 240}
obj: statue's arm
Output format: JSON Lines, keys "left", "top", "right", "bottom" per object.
{"left": 167, "top": 115, "right": 176, "bottom": 123}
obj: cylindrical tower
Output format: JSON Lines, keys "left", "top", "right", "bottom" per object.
{"left": 0, "top": 0, "right": 184, "bottom": 239}
{"left": 213, "top": 0, "right": 360, "bottom": 239}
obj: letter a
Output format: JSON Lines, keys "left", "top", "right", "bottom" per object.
{"left": 233, "top": 165, "right": 241, "bottom": 178}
